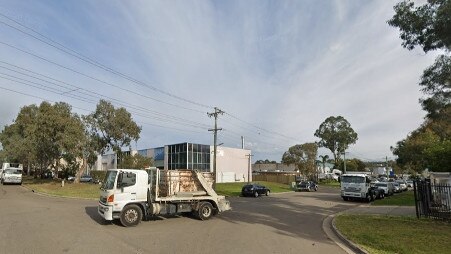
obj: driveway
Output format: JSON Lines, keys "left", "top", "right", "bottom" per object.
{"left": 0, "top": 184, "right": 358, "bottom": 254}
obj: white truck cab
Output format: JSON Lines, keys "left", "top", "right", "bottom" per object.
{"left": 340, "top": 173, "right": 374, "bottom": 202}
{"left": 98, "top": 168, "right": 231, "bottom": 227}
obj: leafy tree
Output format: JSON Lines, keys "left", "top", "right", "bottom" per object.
{"left": 388, "top": 0, "right": 451, "bottom": 53}
{"left": 338, "top": 158, "right": 366, "bottom": 172}
{"left": 82, "top": 100, "right": 141, "bottom": 180}
{"left": 0, "top": 105, "right": 38, "bottom": 174}
{"left": 118, "top": 153, "right": 153, "bottom": 169}
{"left": 314, "top": 116, "right": 358, "bottom": 166}
{"left": 388, "top": 0, "right": 450, "bottom": 119}
{"left": 282, "top": 143, "right": 318, "bottom": 178}
{"left": 85, "top": 100, "right": 141, "bottom": 155}
{"left": 32, "top": 102, "right": 86, "bottom": 176}
{"left": 392, "top": 124, "right": 450, "bottom": 172}
{"left": 0, "top": 102, "right": 86, "bottom": 177}
{"left": 388, "top": 0, "right": 451, "bottom": 171}
{"left": 318, "top": 155, "right": 329, "bottom": 170}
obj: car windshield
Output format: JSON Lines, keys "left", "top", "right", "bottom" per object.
{"left": 375, "top": 183, "right": 387, "bottom": 187}
{"left": 4, "top": 168, "right": 22, "bottom": 175}
{"left": 342, "top": 176, "right": 365, "bottom": 183}
{"left": 101, "top": 171, "right": 117, "bottom": 190}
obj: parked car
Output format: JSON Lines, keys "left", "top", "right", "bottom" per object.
{"left": 374, "top": 182, "right": 394, "bottom": 196}
{"left": 392, "top": 182, "right": 401, "bottom": 193}
{"left": 396, "top": 180, "right": 408, "bottom": 191}
{"left": 406, "top": 180, "right": 414, "bottom": 188}
{"left": 295, "top": 181, "right": 318, "bottom": 192}
{"left": 370, "top": 184, "right": 385, "bottom": 199}
{"left": 80, "top": 175, "right": 93, "bottom": 183}
{"left": 67, "top": 176, "right": 75, "bottom": 181}
{"left": 241, "top": 184, "right": 270, "bottom": 197}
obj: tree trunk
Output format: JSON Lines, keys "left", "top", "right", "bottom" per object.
{"left": 74, "top": 157, "right": 87, "bottom": 184}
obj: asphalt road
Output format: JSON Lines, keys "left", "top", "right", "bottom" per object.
{"left": 0, "top": 184, "right": 359, "bottom": 254}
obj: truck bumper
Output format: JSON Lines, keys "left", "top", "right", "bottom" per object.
{"left": 98, "top": 202, "right": 114, "bottom": 221}
{"left": 342, "top": 192, "right": 365, "bottom": 198}
{"left": 217, "top": 197, "right": 231, "bottom": 212}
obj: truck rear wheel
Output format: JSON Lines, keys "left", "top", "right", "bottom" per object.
{"left": 120, "top": 204, "right": 142, "bottom": 227}
{"left": 197, "top": 202, "right": 213, "bottom": 221}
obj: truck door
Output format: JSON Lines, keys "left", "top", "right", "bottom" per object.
{"left": 115, "top": 172, "right": 138, "bottom": 208}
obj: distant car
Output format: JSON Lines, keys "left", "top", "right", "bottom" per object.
{"left": 374, "top": 182, "right": 394, "bottom": 196}
{"left": 392, "top": 182, "right": 401, "bottom": 193}
{"left": 370, "top": 184, "right": 385, "bottom": 199}
{"left": 406, "top": 180, "right": 414, "bottom": 188}
{"left": 296, "top": 181, "right": 318, "bottom": 192}
{"left": 67, "top": 176, "right": 75, "bottom": 181}
{"left": 396, "top": 180, "right": 408, "bottom": 191}
{"left": 241, "top": 184, "right": 270, "bottom": 197}
{"left": 80, "top": 175, "right": 93, "bottom": 183}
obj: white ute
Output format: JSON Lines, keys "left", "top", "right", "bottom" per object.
{"left": 98, "top": 168, "right": 231, "bottom": 227}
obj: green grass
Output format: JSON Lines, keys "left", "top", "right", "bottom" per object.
{"left": 318, "top": 180, "right": 340, "bottom": 188}
{"left": 373, "top": 191, "right": 415, "bottom": 206}
{"left": 216, "top": 181, "right": 292, "bottom": 196}
{"left": 335, "top": 214, "right": 451, "bottom": 254}
{"left": 23, "top": 176, "right": 100, "bottom": 199}
{"left": 24, "top": 176, "right": 291, "bottom": 199}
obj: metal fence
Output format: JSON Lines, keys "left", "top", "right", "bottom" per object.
{"left": 414, "top": 180, "right": 451, "bottom": 221}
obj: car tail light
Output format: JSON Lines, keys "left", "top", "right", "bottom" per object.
{"left": 107, "top": 194, "right": 114, "bottom": 202}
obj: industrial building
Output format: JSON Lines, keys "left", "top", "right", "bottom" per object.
{"left": 97, "top": 142, "right": 252, "bottom": 183}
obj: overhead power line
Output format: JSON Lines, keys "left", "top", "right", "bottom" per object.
{"left": 0, "top": 12, "right": 212, "bottom": 109}
{"left": 0, "top": 85, "right": 209, "bottom": 135}
{"left": 0, "top": 41, "right": 206, "bottom": 114}
{"left": 0, "top": 12, "right": 307, "bottom": 151}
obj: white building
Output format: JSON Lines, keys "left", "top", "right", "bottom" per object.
{"left": 97, "top": 142, "right": 251, "bottom": 183}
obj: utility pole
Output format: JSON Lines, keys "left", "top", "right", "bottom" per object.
{"left": 386, "top": 156, "right": 389, "bottom": 178}
{"left": 245, "top": 154, "right": 253, "bottom": 183}
{"left": 343, "top": 150, "right": 347, "bottom": 174}
{"left": 208, "top": 107, "right": 224, "bottom": 190}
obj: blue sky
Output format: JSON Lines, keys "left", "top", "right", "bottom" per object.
{"left": 0, "top": 0, "right": 437, "bottom": 162}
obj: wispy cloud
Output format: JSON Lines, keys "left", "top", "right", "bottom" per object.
{"left": 0, "top": 0, "right": 437, "bottom": 162}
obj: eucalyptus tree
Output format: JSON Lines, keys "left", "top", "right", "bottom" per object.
{"left": 81, "top": 100, "right": 141, "bottom": 181}
{"left": 314, "top": 116, "right": 358, "bottom": 167}
{"left": 282, "top": 143, "right": 318, "bottom": 178}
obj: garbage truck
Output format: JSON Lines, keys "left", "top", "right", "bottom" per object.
{"left": 98, "top": 168, "right": 231, "bottom": 227}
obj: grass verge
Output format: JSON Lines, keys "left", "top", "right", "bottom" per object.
{"left": 216, "top": 181, "right": 292, "bottom": 196}
{"left": 24, "top": 176, "right": 291, "bottom": 199}
{"left": 23, "top": 177, "right": 99, "bottom": 199}
{"left": 373, "top": 190, "right": 415, "bottom": 206}
{"left": 318, "top": 180, "right": 340, "bottom": 188}
{"left": 335, "top": 214, "right": 451, "bottom": 254}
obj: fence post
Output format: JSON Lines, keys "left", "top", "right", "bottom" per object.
{"left": 414, "top": 180, "right": 420, "bottom": 219}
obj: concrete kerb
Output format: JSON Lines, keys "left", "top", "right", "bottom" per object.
{"left": 322, "top": 205, "right": 370, "bottom": 254}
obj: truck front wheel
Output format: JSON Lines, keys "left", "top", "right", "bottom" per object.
{"left": 120, "top": 204, "right": 142, "bottom": 227}
{"left": 197, "top": 202, "right": 213, "bottom": 221}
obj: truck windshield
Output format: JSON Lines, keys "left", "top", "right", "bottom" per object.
{"left": 342, "top": 176, "right": 365, "bottom": 183}
{"left": 102, "top": 171, "right": 117, "bottom": 190}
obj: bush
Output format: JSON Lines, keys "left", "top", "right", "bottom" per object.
{"left": 90, "top": 170, "right": 107, "bottom": 182}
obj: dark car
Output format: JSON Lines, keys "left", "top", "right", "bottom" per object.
{"left": 296, "top": 181, "right": 318, "bottom": 192}
{"left": 241, "top": 184, "right": 270, "bottom": 197}
{"left": 369, "top": 185, "right": 385, "bottom": 200}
